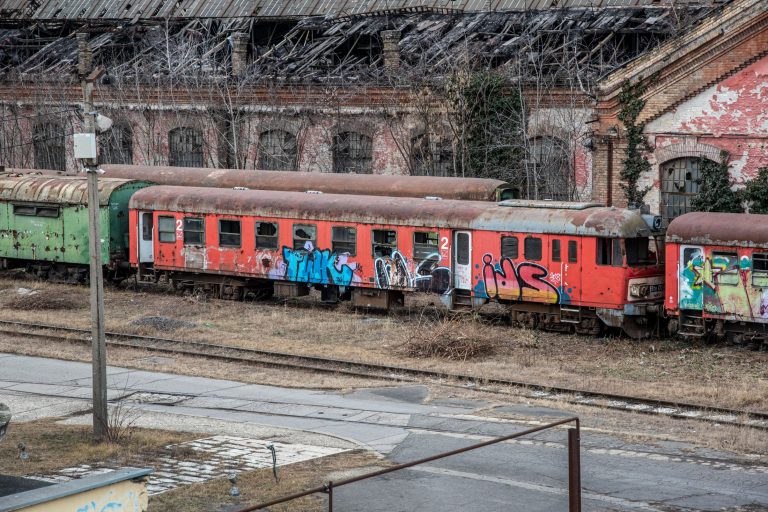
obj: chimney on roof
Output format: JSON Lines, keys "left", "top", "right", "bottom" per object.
{"left": 76, "top": 32, "right": 93, "bottom": 78}
{"left": 231, "top": 32, "right": 249, "bottom": 78}
{"left": 380, "top": 30, "right": 401, "bottom": 70}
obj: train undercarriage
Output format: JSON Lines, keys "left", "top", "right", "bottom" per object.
{"left": 671, "top": 311, "right": 767, "bottom": 350}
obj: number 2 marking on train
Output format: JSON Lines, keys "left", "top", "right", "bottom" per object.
{"left": 441, "top": 237, "right": 449, "bottom": 252}
{"left": 176, "top": 219, "right": 183, "bottom": 230}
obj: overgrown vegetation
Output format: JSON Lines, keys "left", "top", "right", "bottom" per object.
{"left": 744, "top": 167, "right": 768, "bottom": 214}
{"left": 5, "top": 287, "right": 87, "bottom": 310}
{"left": 398, "top": 313, "right": 500, "bottom": 361}
{"left": 690, "top": 151, "right": 744, "bottom": 213}
{"left": 617, "top": 80, "right": 652, "bottom": 208}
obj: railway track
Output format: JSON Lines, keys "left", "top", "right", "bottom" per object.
{"left": 1, "top": 318, "right": 766, "bottom": 430}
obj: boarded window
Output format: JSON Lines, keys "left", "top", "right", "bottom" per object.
{"left": 410, "top": 134, "right": 453, "bottom": 177}
{"left": 712, "top": 251, "right": 739, "bottom": 286}
{"left": 293, "top": 224, "right": 316, "bottom": 251}
{"left": 661, "top": 157, "right": 705, "bottom": 221}
{"left": 333, "top": 131, "right": 372, "bottom": 174}
{"left": 524, "top": 237, "right": 542, "bottom": 261}
{"left": 552, "top": 239, "right": 561, "bottom": 262}
{"left": 183, "top": 217, "right": 204, "bottom": 245}
{"left": 256, "top": 222, "right": 279, "bottom": 250}
{"left": 568, "top": 240, "right": 578, "bottom": 262}
{"left": 158, "top": 216, "right": 176, "bottom": 243}
{"left": 372, "top": 229, "right": 397, "bottom": 258}
{"left": 501, "top": 236, "right": 518, "bottom": 259}
{"left": 168, "top": 127, "right": 203, "bottom": 167}
{"left": 218, "top": 219, "right": 241, "bottom": 247}
{"left": 597, "top": 238, "right": 622, "bottom": 266}
{"left": 33, "top": 122, "right": 65, "bottom": 171}
{"left": 753, "top": 253, "right": 768, "bottom": 287}
{"left": 13, "top": 204, "right": 59, "bottom": 218}
{"left": 456, "top": 233, "right": 470, "bottom": 265}
{"left": 99, "top": 122, "right": 133, "bottom": 165}
{"left": 525, "top": 136, "right": 571, "bottom": 201}
{"left": 258, "top": 129, "right": 298, "bottom": 171}
{"left": 332, "top": 227, "right": 357, "bottom": 255}
{"left": 413, "top": 231, "right": 439, "bottom": 260}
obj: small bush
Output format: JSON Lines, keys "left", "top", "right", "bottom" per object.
{"left": 5, "top": 288, "right": 86, "bottom": 310}
{"left": 398, "top": 313, "right": 498, "bottom": 361}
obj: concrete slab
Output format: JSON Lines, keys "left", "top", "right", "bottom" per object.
{"left": 350, "top": 385, "right": 430, "bottom": 404}
{"left": 1, "top": 392, "right": 90, "bottom": 421}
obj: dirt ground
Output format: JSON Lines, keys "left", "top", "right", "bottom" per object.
{"left": 1, "top": 274, "right": 765, "bottom": 412}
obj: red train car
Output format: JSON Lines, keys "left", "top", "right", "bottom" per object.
{"left": 129, "top": 187, "right": 665, "bottom": 338}
{"left": 665, "top": 212, "right": 768, "bottom": 348}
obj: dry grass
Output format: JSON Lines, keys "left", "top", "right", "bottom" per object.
{"left": 0, "top": 274, "right": 765, "bottom": 411}
{"left": 398, "top": 312, "right": 501, "bottom": 361}
{"left": 4, "top": 285, "right": 87, "bottom": 310}
{"left": 148, "top": 450, "right": 385, "bottom": 512}
{"left": 0, "top": 418, "right": 200, "bottom": 477}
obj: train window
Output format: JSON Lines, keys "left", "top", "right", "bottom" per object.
{"left": 256, "top": 222, "right": 279, "bottom": 250}
{"left": 568, "top": 240, "right": 578, "bottom": 262}
{"left": 12, "top": 204, "right": 60, "bottom": 218}
{"left": 183, "top": 217, "right": 205, "bottom": 245}
{"left": 293, "top": 224, "right": 316, "bottom": 251}
{"left": 218, "top": 219, "right": 241, "bottom": 248}
{"left": 552, "top": 240, "right": 561, "bottom": 262}
{"left": 501, "top": 236, "right": 518, "bottom": 259}
{"left": 753, "top": 254, "right": 768, "bottom": 287}
{"left": 158, "top": 216, "right": 176, "bottom": 243}
{"left": 332, "top": 226, "right": 357, "bottom": 256}
{"left": 456, "top": 233, "right": 470, "bottom": 265}
{"left": 141, "top": 213, "right": 153, "bottom": 241}
{"left": 626, "top": 237, "right": 657, "bottom": 266}
{"left": 372, "top": 229, "right": 397, "bottom": 258}
{"left": 597, "top": 238, "right": 622, "bottom": 266}
{"left": 712, "top": 251, "right": 738, "bottom": 286}
{"left": 524, "top": 237, "right": 542, "bottom": 261}
{"left": 413, "top": 231, "right": 439, "bottom": 261}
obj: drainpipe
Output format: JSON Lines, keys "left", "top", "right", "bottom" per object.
{"left": 606, "top": 139, "right": 613, "bottom": 207}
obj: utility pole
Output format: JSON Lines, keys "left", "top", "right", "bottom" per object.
{"left": 76, "top": 32, "right": 108, "bottom": 441}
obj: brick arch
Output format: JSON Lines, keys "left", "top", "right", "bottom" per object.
{"left": 654, "top": 140, "right": 723, "bottom": 165}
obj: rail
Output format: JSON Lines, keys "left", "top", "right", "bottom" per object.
{"left": 235, "top": 417, "right": 582, "bottom": 512}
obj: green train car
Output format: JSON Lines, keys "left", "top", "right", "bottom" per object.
{"left": 0, "top": 177, "right": 153, "bottom": 282}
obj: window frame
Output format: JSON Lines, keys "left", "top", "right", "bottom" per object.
{"left": 552, "top": 239, "right": 561, "bottom": 262}
{"left": 12, "top": 204, "right": 60, "bottom": 218}
{"left": 753, "top": 253, "right": 768, "bottom": 287}
{"left": 501, "top": 236, "right": 518, "bottom": 259}
{"left": 293, "top": 224, "right": 317, "bottom": 251}
{"left": 597, "top": 238, "right": 623, "bottom": 267}
{"left": 524, "top": 236, "right": 542, "bottom": 261}
{"left": 183, "top": 217, "right": 205, "bottom": 246}
{"left": 712, "top": 251, "right": 739, "bottom": 286}
{"left": 218, "top": 219, "right": 242, "bottom": 248}
{"left": 157, "top": 215, "right": 176, "bottom": 243}
{"left": 568, "top": 240, "right": 578, "bottom": 263}
{"left": 413, "top": 231, "right": 439, "bottom": 261}
{"left": 372, "top": 229, "right": 398, "bottom": 258}
{"left": 255, "top": 221, "right": 279, "bottom": 250}
{"left": 332, "top": 226, "right": 357, "bottom": 256}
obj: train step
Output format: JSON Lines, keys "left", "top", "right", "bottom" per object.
{"left": 454, "top": 290, "right": 473, "bottom": 306}
{"left": 559, "top": 306, "right": 581, "bottom": 324}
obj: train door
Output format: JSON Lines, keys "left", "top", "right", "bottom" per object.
{"left": 679, "top": 245, "right": 703, "bottom": 310}
{"left": 138, "top": 212, "right": 154, "bottom": 263}
{"left": 453, "top": 231, "right": 472, "bottom": 290}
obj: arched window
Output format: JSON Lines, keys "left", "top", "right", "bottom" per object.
{"left": 410, "top": 134, "right": 453, "bottom": 177}
{"left": 33, "top": 122, "right": 65, "bottom": 171}
{"left": 168, "top": 127, "right": 203, "bottom": 167}
{"left": 99, "top": 122, "right": 133, "bottom": 165}
{"left": 333, "top": 131, "right": 372, "bottom": 174}
{"left": 525, "top": 137, "right": 571, "bottom": 200}
{"left": 258, "top": 129, "right": 298, "bottom": 171}
{"left": 661, "top": 157, "right": 707, "bottom": 221}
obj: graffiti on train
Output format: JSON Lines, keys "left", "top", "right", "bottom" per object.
{"left": 281, "top": 242, "right": 362, "bottom": 286}
{"left": 680, "top": 249, "right": 768, "bottom": 319}
{"left": 474, "top": 253, "right": 560, "bottom": 304}
{"left": 374, "top": 251, "right": 451, "bottom": 293}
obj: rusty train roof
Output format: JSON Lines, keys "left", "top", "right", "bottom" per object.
{"left": 97, "top": 164, "right": 510, "bottom": 201}
{"left": 130, "top": 185, "right": 655, "bottom": 238}
{"left": 0, "top": 177, "right": 144, "bottom": 206}
{"left": 666, "top": 212, "right": 768, "bottom": 249}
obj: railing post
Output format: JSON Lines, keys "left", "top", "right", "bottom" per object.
{"left": 568, "top": 427, "right": 581, "bottom": 512}
{"left": 327, "top": 480, "right": 333, "bottom": 512}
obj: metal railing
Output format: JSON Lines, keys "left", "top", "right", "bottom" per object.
{"left": 236, "top": 416, "right": 581, "bottom": 512}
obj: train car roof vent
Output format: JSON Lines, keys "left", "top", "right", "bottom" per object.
{"left": 232, "top": 186, "right": 249, "bottom": 190}
{"left": 424, "top": 196, "right": 443, "bottom": 200}
{"left": 305, "top": 190, "right": 323, "bottom": 194}
{"left": 498, "top": 200, "right": 604, "bottom": 210}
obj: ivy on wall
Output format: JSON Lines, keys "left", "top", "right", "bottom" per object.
{"left": 744, "top": 167, "right": 768, "bottom": 214}
{"left": 617, "top": 80, "right": 653, "bottom": 208}
{"left": 690, "top": 151, "right": 744, "bottom": 213}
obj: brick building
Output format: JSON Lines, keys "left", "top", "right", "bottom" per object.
{"left": 593, "top": 0, "right": 768, "bottom": 220}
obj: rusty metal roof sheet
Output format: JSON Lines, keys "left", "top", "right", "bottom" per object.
{"left": 99, "top": 164, "right": 510, "bottom": 201}
{"left": 0, "top": 176, "right": 142, "bottom": 206}
{"left": 130, "top": 185, "right": 654, "bottom": 237}
{"left": 666, "top": 212, "right": 768, "bottom": 249}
